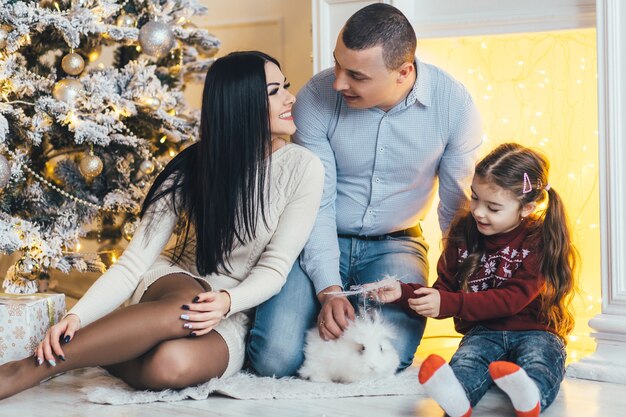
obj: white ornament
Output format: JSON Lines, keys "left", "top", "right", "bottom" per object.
{"left": 139, "top": 21, "right": 175, "bottom": 58}
{"left": 0, "top": 154, "right": 10, "bottom": 189}
{"left": 79, "top": 151, "right": 103, "bottom": 179}
{"left": 139, "top": 159, "right": 155, "bottom": 175}
{"left": 52, "top": 78, "right": 83, "bottom": 105}
{"left": 61, "top": 52, "right": 85, "bottom": 76}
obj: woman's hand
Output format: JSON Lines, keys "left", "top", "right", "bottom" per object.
{"left": 408, "top": 287, "right": 441, "bottom": 317}
{"left": 365, "top": 280, "right": 402, "bottom": 304}
{"left": 35, "top": 313, "right": 81, "bottom": 366}
{"left": 180, "top": 291, "right": 231, "bottom": 336}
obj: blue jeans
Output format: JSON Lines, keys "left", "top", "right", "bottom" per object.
{"left": 450, "top": 326, "right": 567, "bottom": 410}
{"left": 246, "top": 235, "right": 429, "bottom": 377}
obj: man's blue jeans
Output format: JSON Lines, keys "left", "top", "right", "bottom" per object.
{"left": 246, "top": 235, "right": 429, "bottom": 377}
{"left": 450, "top": 326, "right": 567, "bottom": 410}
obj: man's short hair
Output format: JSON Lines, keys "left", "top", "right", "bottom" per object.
{"left": 342, "top": 3, "right": 416, "bottom": 70}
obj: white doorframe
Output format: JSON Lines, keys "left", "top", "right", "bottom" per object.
{"left": 566, "top": 0, "right": 626, "bottom": 385}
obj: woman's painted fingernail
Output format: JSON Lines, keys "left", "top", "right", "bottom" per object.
{"left": 183, "top": 323, "right": 193, "bottom": 329}
{"left": 36, "top": 356, "right": 43, "bottom": 366}
{"left": 192, "top": 296, "right": 200, "bottom": 303}
{"left": 180, "top": 314, "right": 190, "bottom": 320}
{"left": 181, "top": 304, "right": 190, "bottom": 310}
{"left": 63, "top": 335, "right": 71, "bottom": 343}
{"left": 189, "top": 332, "right": 197, "bottom": 337}
{"left": 48, "top": 359, "right": 57, "bottom": 367}
{"left": 59, "top": 355, "right": 66, "bottom": 361}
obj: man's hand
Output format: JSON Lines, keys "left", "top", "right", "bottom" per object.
{"left": 317, "top": 285, "right": 355, "bottom": 340}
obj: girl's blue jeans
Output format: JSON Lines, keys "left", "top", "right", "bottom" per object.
{"left": 450, "top": 326, "right": 567, "bottom": 410}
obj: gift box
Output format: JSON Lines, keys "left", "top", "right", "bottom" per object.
{"left": 0, "top": 293, "right": 66, "bottom": 365}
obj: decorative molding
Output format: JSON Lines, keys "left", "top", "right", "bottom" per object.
{"left": 412, "top": 5, "right": 596, "bottom": 39}
{"left": 567, "top": 0, "right": 626, "bottom": 385}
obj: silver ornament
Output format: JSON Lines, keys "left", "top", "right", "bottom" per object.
{"left": 61, "top": 52, "right": 85, "bottom": 76}
{"left": 116, "top": 14, "right": 136, "bottom": 28}
{"left": 52, "top": 78, "right": 83, "bottom": 105}
{"left": 79, "top": 152, "right": 103, "bottom": 179}
{"left": 139, "top": 159, "right": 155, "bottom": 175}
{"left": 138, "top": 21, "right": 175, "bottom": 58}
{"left": 122, "top": 217, "right": 139, "bottom": 241}
{"left": 0, "top": 154, "right": 10, "bottom": 189}
{"left": 0, "top": 28, "right": 8, "bottom": 49}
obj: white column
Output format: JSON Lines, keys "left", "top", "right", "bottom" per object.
{"left": 566, "top": 0, "right": 626, "bottom": 384}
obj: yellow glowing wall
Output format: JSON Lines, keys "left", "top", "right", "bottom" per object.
{"left": 415, "top": 29, "right": 600, "bottom": 363}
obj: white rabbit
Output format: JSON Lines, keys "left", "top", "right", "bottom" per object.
{"left": 298, "top": 311, "right": 400, "bottom": 383}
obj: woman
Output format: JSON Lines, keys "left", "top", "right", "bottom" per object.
{"left": 0, "top": 51, "right": 324, "bottom": 399}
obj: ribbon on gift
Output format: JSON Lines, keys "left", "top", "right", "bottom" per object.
{"left": 0, "top": 292, "right": 56, "bottom": 327}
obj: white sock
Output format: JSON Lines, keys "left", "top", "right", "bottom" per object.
{"left": 489, "top": 361, "right": 541, "bottom": 417}
{"left": 418, "top": 354, "right": 472, "bottom": 417}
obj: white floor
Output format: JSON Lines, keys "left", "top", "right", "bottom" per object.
{"left": 0, "top": 369, "right": 625, "bottom": 417}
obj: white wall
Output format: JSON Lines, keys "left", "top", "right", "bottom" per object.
{"left": 186, "top": 0, "right": 313, "bottom": 108}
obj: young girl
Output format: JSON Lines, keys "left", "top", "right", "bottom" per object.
{"left": 370, "top": 142, "right": 578, "bottom": 417}
{"left": 0, "top": 51, "right": 324, "bottom": 400}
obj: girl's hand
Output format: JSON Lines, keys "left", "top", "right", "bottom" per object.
{"left": 35, "top": 314, "right": 81, "bottom": 366}
{"left": 408, "top": 287, "right": 441, "bottom": 317}
{"left": 180, "top": 291, "right": 231, "bottom": 336}
{"left": 365, "top": 280, "right": 402, "bottom": 304}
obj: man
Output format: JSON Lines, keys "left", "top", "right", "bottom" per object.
{"left": 247, "top": 3, "right": 482, "bottom": 377}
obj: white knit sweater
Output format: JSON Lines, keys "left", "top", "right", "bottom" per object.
{"left": 69, "top": 144, "right": 324, "bottom": 327}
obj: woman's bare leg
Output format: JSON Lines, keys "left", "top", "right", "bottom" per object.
{"left": 0, "top": 274, "right": 229, "bottom": 399}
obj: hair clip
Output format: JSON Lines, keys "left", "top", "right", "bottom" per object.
{"left": 544, "top": 183, "right": 551, "bottom": 191}
{"left": 522, "top": 172, "right": 532, "bottom": 194}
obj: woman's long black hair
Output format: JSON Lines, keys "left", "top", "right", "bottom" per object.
{"left": 140, "top": 51, "right": 279, "bottom": 275}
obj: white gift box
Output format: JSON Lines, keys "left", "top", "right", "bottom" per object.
{"left": 0, "top": 293, "right": 66, "bottom": 365}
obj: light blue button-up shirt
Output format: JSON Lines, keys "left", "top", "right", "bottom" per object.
{"left": 292, "top": 60, "right": 482, "bottom": 294}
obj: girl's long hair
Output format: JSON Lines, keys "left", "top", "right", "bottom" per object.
{"left": 140, "top": 51, "right": 278, "bottom": 275}
{"left": 444, "top": 143, "right": 579, "bottom": 338}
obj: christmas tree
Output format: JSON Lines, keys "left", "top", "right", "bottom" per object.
{"left": 0, "top": 0, "right": 219, "bottom": 293}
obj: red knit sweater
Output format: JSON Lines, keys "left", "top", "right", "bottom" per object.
{"left": 395, "top": 220, "right": 554, "bottom": 335}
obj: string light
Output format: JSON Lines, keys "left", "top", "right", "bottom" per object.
{"left": 416, "top": 29, "right": 599, "bottom": 364}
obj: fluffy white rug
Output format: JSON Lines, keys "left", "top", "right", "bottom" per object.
{"left": 78, "top": 367, "right": 423, "bottom": 404}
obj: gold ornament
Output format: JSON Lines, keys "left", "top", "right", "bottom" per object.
{"left": 139, "top": 159, "right": 155, "bottom": 175}
{"left": 98, "top": 242, "right": 124, "bottom": 268}
{"left": 61, "top": 52, "right": 85, "bottom": 76}
{"left": 0, "top": 78, "right": 13, "bottom": 100}
{"left": 52, "top": 78, "right": 83, "bottom": 105}
{"left": 122, "top": 217, "right": 139, "bottom": 241}
{"left": 87, "top": 45, "right": 102, "bottom": 62}
{"left": 116, "top": 14, "right": 136, "bottom": 28}
{"left": 0, "top": 154, "right": 11, "bottom": 189}
{"left": 138, "top": 21, "right": 175, "bottom": 58}
{"left": 0, "top": 27, "right": 8, "bottom": 49}
{"left": 79, "top": 151, "right": 103, "bottom": 179}
{"left": 18, "top": 256, "right": 39, "bottom": 275}
{"left": 140, "top": 97, "right": 161, "bottom": 111}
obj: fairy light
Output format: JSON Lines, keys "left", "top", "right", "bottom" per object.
{"left": 416, "top": 29, "right": 599, "bottom": 363}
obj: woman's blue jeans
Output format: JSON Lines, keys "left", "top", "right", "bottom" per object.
{"left": 246, "top": 235, "right": 429, "bottom": 377}
{"left": 450, "top": 326, "right": 567, "bottom": 410}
